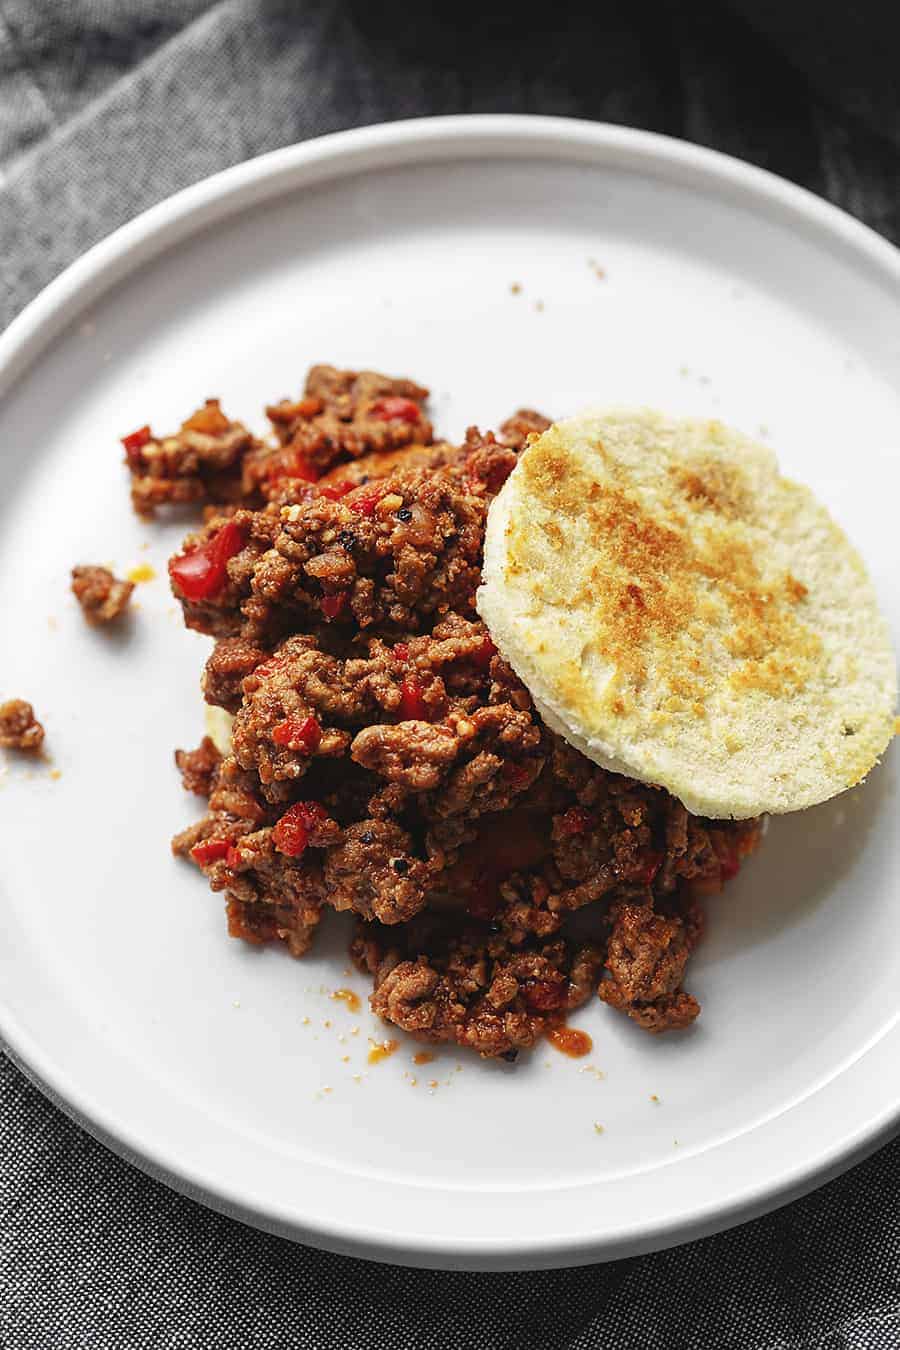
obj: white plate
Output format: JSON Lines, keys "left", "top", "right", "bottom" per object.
{"left": 1, "top": 116, "right": 899, "bottom": 1271}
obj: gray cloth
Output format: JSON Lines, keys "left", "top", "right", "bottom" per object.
{"left": 2, "top": 3, "right": 899, "bottom": 1346}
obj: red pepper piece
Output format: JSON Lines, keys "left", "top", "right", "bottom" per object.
{"left": 558, "top": 806, "right": 593, "bottom": 837}
{"left": 466, "top": 874, "right": 501, "bottom": 921}
{"left": 369, "top": 396, "right": 421, "bottom": 423}
{"left": 121, "top": 425, "right": 151, "bottom": 467}
{"left": 271, "top": 714, "right": 322, "bottom": 752}
{"left": 502, "top": 760, "right": 533, "bottom": 790}
{"left": 523, "top": 978, "right": 566, "bottom": 1012}
{"left": 320, "top": 591, "right": 349, "bottom": 620}
{"left": 471, "top": 635, "right": 497, "bottom": 670}
{"left": 190, "top": 839, "right": 230, "bottom": 866}
{"left": 630, "top": 851, "right": 663, "bottom": 886}
{"left": 399, "top": 677, "right": 427, "bottom": 720}
{"left": 251, "top": 654, "right": 287, "bottom": 682}
{"left": 168, "top": 519, "right": 248, "bottom": 602}
{"left": 392, "top": 642, "right": 410, "bottom": 662}
{"left": 225, "top": 845, "right": 243, "bottom": 870}
{"left": 318, "top": 480, "right": 353, "bottom": 501}
{"left": 263, "top": 447, "right": 319, "bottom": 483}
{"left": 348, "top": 488, "right": 383, "bottom": 518}
{"left": 272, "top": 800, "right": 330, "bottom": 858}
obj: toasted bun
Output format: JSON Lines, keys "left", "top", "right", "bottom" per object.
{"left": 477, "top": 410, "right": 897, "bottom": 818}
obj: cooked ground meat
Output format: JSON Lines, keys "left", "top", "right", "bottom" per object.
{"left": 124, "top": 400, "right": 259, "bottom": 516}
{"left": 497, "top": 408, "right": 552, "bottom": 450}
{"left": 174, "top": 736, "right": 222, "bottom": 797}
{"left": 167, "top": 366, "right": 763, "bottom": 1056}
{"left": 71, "top": 565, "right": 134, "bottom": 624}
{"left": 0, "top": 699, "right": 45, "bottom": 752}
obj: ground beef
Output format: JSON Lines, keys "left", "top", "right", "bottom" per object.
{"left": 0, "top": 699, "right": 45, "bottom": 752}
{"left": 124, "top": 400, "right": 259, "bottom": 516}
{"left": 353, "top": 923, "right": 604, "bottom": 1057}
{"left": 174, "top": 736, "right": 222, "bottom": 796}
{"left": 71, "top": 565, "right": 134, "bottom": 624}
{"left": 168, "top": 369, "right": 764, "bottom": 1057}
{"left": 498, "top": 408, "right": 552, "bottom": 450}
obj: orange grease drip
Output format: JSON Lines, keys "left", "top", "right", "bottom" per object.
{"left": 548, "top": 1026, "right": 593, "bottom": 1058}
{"left": 367, "top": 1038, "right": 398, "bottom": 1065}
{"left": 412, "top": 1051, "right": 434, "bottom": 1066}
{"left": 331, "top": 988, "right": 361, "bottom": 1013}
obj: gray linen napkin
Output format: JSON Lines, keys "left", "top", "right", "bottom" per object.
{"left": 2, "top": 3, "right": 899, "bottom": 1347}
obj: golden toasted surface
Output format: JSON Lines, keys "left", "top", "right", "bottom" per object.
{"left": 477, "top": 410, "right": 897, "bottom": 817}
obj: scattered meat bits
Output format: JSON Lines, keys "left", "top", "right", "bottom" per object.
{"left": 71, "top": 565, "right": 134, "bottom": 624}
{"left": 158, "top": 364, "right": 762, "bottom": 1058}
{"left": 0, "top": 700, "right": 45, "bottom": 752}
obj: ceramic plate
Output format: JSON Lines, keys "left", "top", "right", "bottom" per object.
{"left": 1, "top": 116, "right": 898, "bottom": 1270}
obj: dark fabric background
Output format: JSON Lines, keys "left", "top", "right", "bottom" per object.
{"left": 2, "top": 3, "right": 900, "bottom": 1346}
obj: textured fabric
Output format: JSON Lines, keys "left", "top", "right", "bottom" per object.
{"left": 2, "top": 3, "right": 900, "bottom": 1346}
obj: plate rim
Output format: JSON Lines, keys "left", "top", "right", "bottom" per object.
{"left": 2, "top": 113, "right": 899, "bottom": 1270}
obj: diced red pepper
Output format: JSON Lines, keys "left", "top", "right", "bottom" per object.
{"left": 348, "top": 488, "right": 383, "bottom": 518}
{"left": 190, "top": 839, "right": 230, "bottom": 866}
{"left": 393, "top": 643, "right": 410, "bottom": 662}
{"left": 471, "top": 635, "right": 497, "bottom": 670}
{"left": 399, "top": 677, "right": 427, "bottom": 720}
{"left": 271, "top": 714, "right": 322, "bottom": 752}
{"left": 251, "top": 654, "right": 287, "bottom": 682}
{"left": 523, "top": 978, "right": 566, "bottom": 1012}
{"left": 168, "top": 519, "right": 248, "bottom": 603}
{"left": 263, "top": 447, "right": 319, "bottom": 483}
{"left": 558, "top": 806, "right": 593, "bottom": 837}
{"left": 225, "top": 845, "right": 243, "bottom": 869}
{"left": 318, "top": 480, "right": 353, "bottom": 501}
{"left": 631, "top": 851, "right": 663, "bottom": 886}
{"left": 320, "top": 591, "right": 349, "bottom": 620}
{"left": 369, "top": 396, "right": 421, "bottom": 423}
{"left": 502, "top": 760, "right": 533, "bottom": 790}
{"left": 466, "top": 875, "right": 501, "bottom": 921}
{"left": 121, "top": 425, "right": 151, "bottom": 467}
{"left": 271, "top": 800, "right": 330, "bottom": 858}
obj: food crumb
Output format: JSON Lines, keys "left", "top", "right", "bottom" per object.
{"left": 650, "top": 1093, "right": 660, "bottom": 1104}
{"left": 232, "top": 1000, "right": 241, "bottom": 1009}
{"left": 367, "top": 1038, "right": 398, "bottom": 1065}
{"left": 352, "top": 1074, "right": 362, "bottom": 1083}
{"left": 49, "top": 769, "right": 62, "bottom": 781}
{"left": 0, "top": 700, "right": 45, "bottom": 753}
{"left": 412, "top": 1051, "right": 434, "bottom": 1066}
{"left": 427, "top": 1079, "right": 438, "bottom": 1089}
{"left": 350, "top": 1026, "right": 360, "bottom": 1037}
{"left": 127, "top": 562, "right": 156, "bottom": 583}
{"left": 593, "top": 1122, "right": 604, "bottom": 1135}
{"left": 301, "top": 1016, "right": 311, "bottom": 1026}
{"left": 47, "top": 616, "right": 57, "bottom": 631}
{"left": 580, "top": 1065, "right": 606, "bottom": 1080}
{"left": 510, "top": 282, "right": 522, "bottom": 295}
{"left": 322, "top": 1019, "right": 332, "bottom": 1029}
{"left": 534, "top": 300, "right": 545, "bottom": 312}
{"left": 331, "top": 988, "right": 361, "bottom": 1013}
{"left": 341, "top": 1055, "right": 350, "bottom": 1063}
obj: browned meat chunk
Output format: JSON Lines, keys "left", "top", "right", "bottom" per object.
{"left": 355, "top": 925, "right": 604, "bottom": 1059}
{"left": 598, "top": 902, "right": 700, "bottom": 1032}
{"left": 174, "top": 736, "right": 222, "bottom": 797}
{"left": 498, "top": 408, "right": 552, "bottom": 450}
{"left": 124, "top": 400, "right": 258, "bottom": 516}
{"left": 202, "top": 637, "right": 268, "bottom": 712}
{"left": 71, "top": 565, "right": 134, "bottom": 624}
{"left": 0, "top": 699, "right": 44, "bottom": 752}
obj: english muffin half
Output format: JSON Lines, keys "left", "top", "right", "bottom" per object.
{"left": 477, "top": 409, "right": 897, "bottom": 818}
